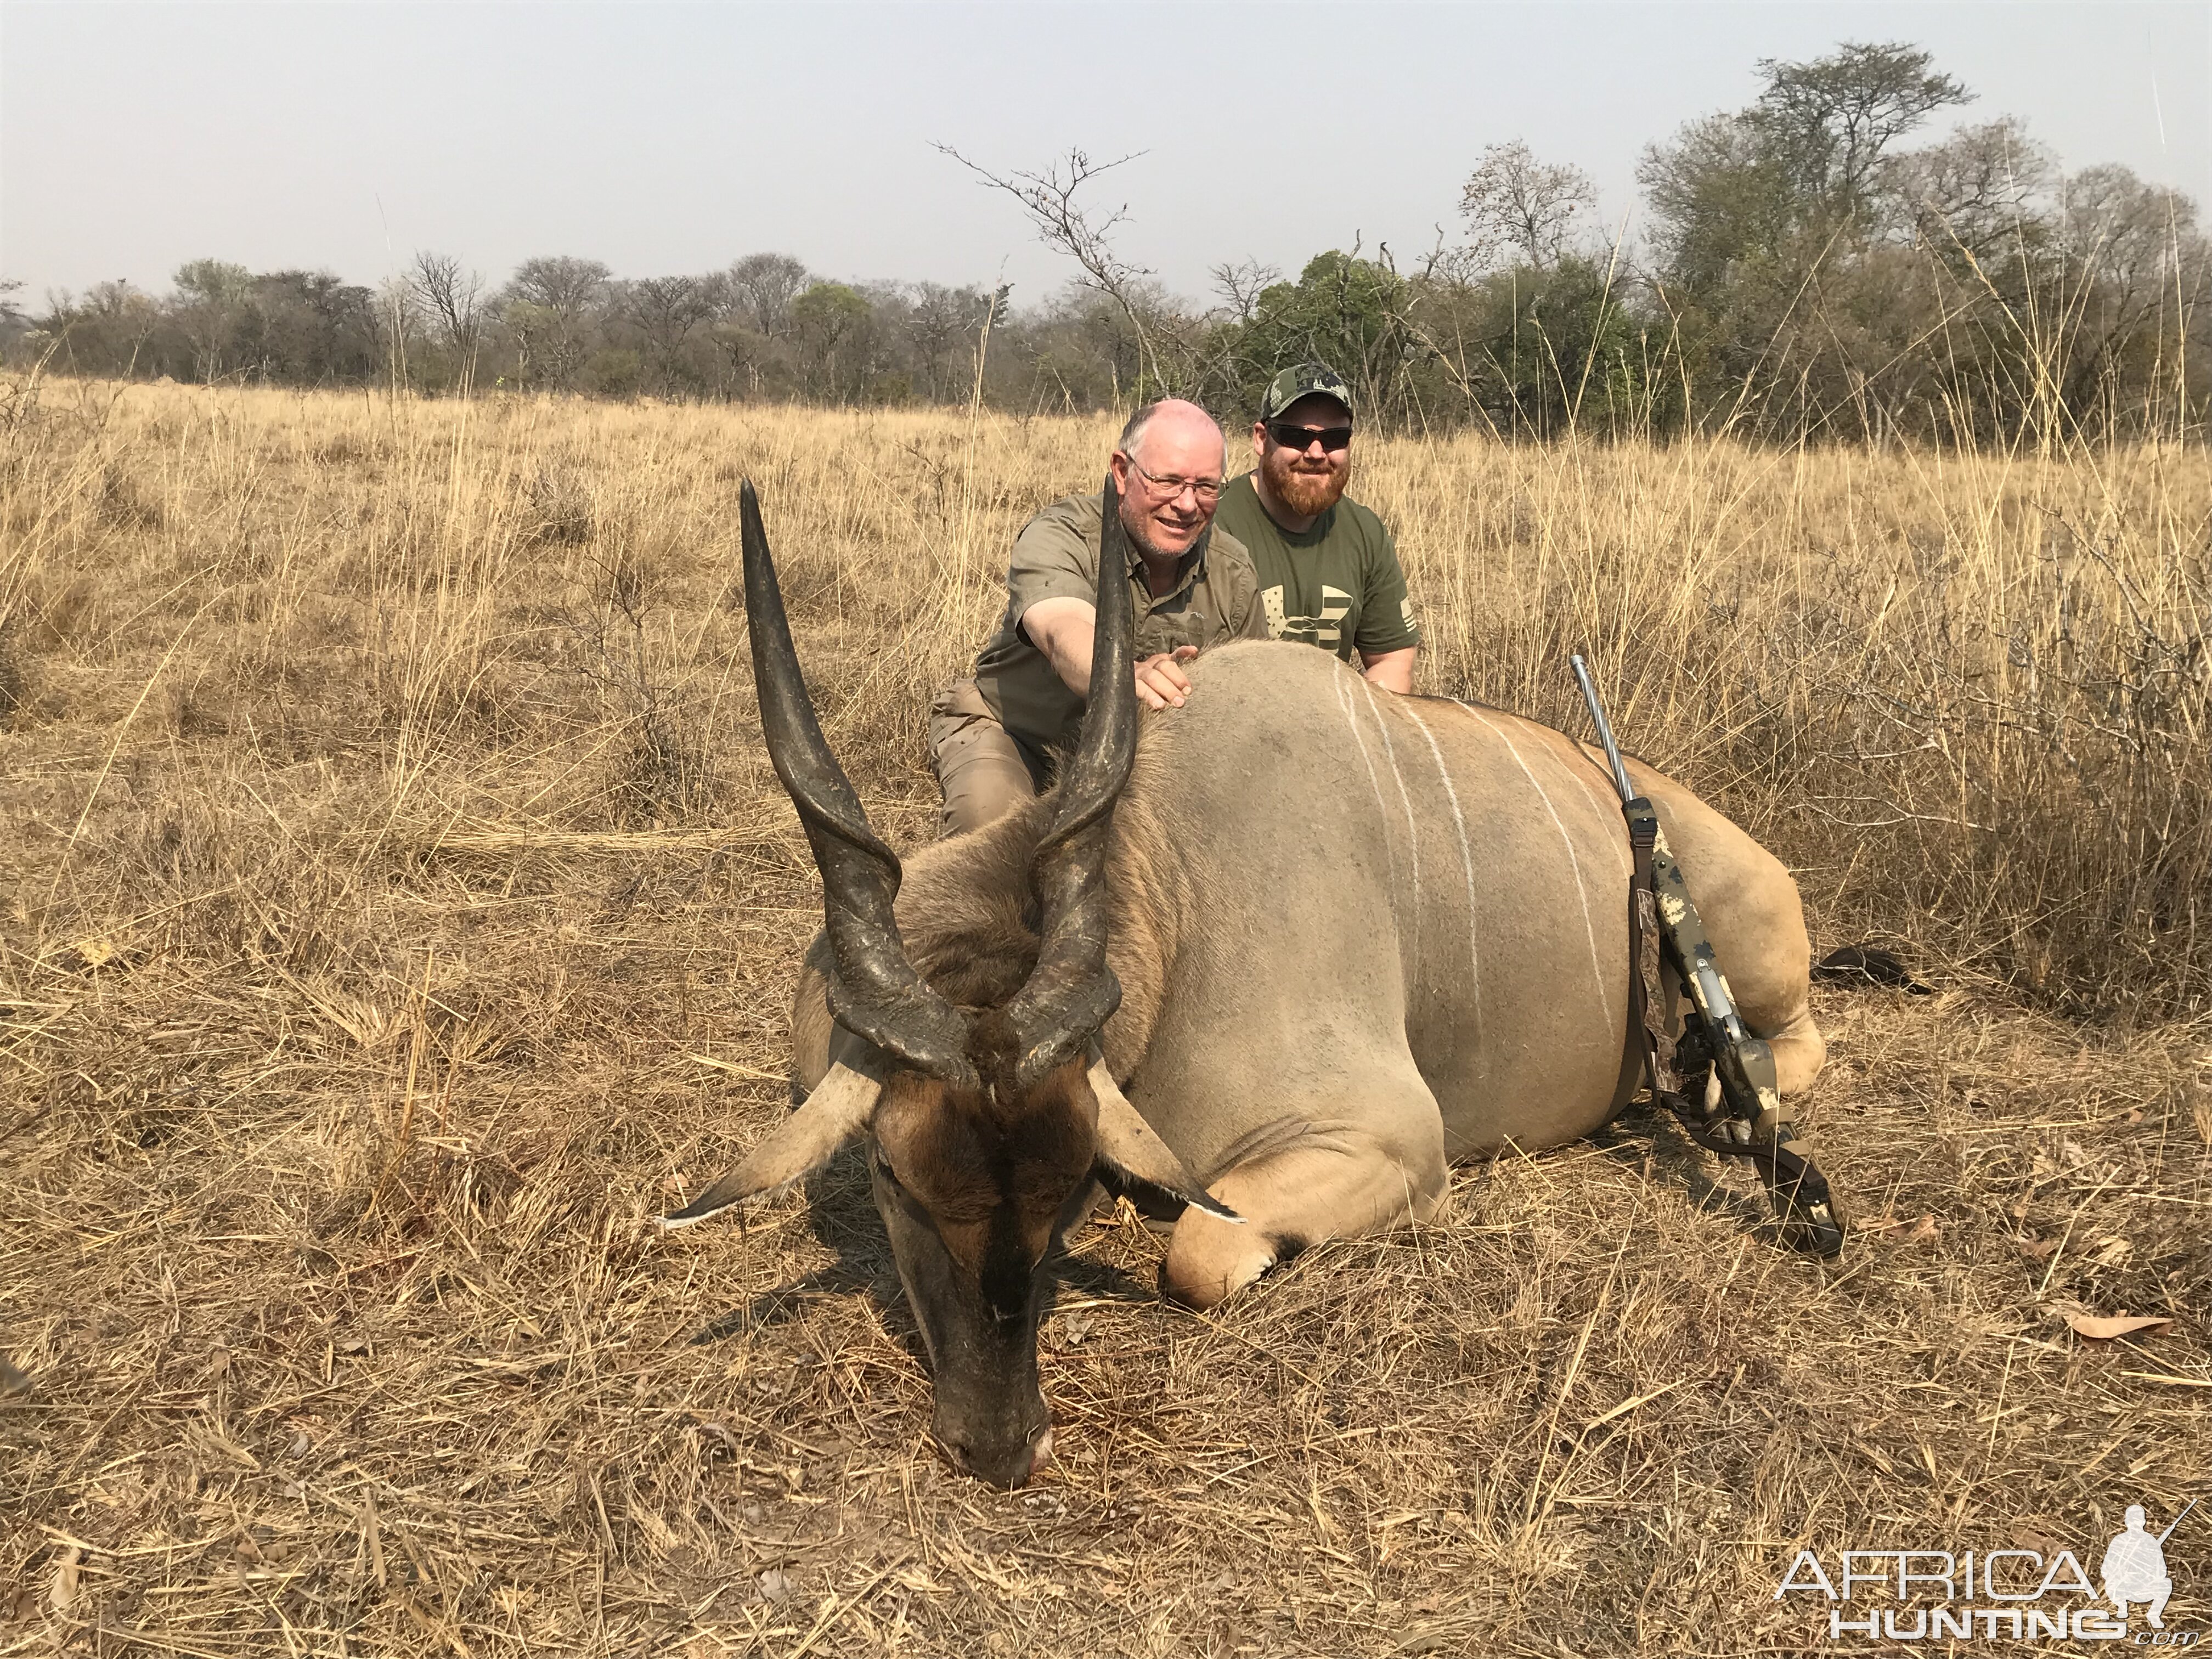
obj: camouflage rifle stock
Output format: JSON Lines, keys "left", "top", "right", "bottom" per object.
{"left": 1572, "top": 655, "right": 1846, "bottom": 1257}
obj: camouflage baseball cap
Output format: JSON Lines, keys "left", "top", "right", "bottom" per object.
{"left": 1257, "top": 361, "right": 1355, "bottom": 422}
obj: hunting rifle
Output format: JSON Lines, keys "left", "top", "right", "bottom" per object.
{"left": 1572, "top": 654, "right": 1848, "bottom": 1257}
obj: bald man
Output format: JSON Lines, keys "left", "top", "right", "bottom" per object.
{"left": 927, "top": 398, "right": 1270, "bottom": 836}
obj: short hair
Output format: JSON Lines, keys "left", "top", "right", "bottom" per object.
{"left": 1116, "top": 399, "right": 1223, "bottom": 466}
{"left": 1117, "top": 401, "right": 1164, "bottom": 459}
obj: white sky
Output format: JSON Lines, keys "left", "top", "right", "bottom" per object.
{"left": 3, "top": 2, "right": 2206, "bottom": 308}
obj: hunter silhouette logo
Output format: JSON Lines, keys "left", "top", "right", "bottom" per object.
{"left": 1774, "top": 1494, "right": 2199, "bottom": 1641}
{"left": 2104, "top": 1500, "right": 2193, "bottom": 1630}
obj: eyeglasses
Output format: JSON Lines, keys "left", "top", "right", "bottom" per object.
{"left": 1123, "top": 457, "right": 1224, "bottom": 503}
{"left": 1267, "top": 421, "right": 1352, "bottom": 453}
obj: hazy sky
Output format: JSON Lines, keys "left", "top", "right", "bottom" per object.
{"left": 4, "top": 2, "right": 2206, "bottom": 308}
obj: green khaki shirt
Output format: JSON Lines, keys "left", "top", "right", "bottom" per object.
{"left": 973, "top": 491, "right": 1269, "bottom": 766}
{"left": 1211, "top": 473, "right": 1419, "bottom": 662}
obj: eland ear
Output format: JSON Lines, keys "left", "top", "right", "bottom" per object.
{"left": 660, "top": 1063, "right": 881, "bottom": 1229}
{"left": 1087, "top": 1061, "right": 1242, "bottom": 1225}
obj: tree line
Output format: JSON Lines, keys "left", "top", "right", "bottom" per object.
{"left": 9, "top": 41, "right": 2205, "bottom": 445}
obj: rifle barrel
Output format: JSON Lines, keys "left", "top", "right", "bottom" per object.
{"left": 2157, "top": 1497, "right": 2198, "bottom": 1545}
{"left": 1572, "top": 654, "right": 1635, "bottom": 802}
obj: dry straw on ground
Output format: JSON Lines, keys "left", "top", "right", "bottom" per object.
{"left": 2, "top": 379, "right": 2207, "bottom": 1657}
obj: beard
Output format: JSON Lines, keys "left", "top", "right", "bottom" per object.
{"left": 1262, "top": 447, "right": 1350, "bottom": 518}
{"left": 1121, "top": 503, "right": 1204, "bottom": 561}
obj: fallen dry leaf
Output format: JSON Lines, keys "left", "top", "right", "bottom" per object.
{"left": 1858, "top": 1213, "right": 1939, "bottom": 1243}
{"left": 2066, "top": 1312, "right": 2174, "bottom": 1341}
{"left": 49, "top": 1545, "right": 82, "bottom": 1612}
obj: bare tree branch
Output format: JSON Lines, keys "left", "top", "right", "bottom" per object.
{"left": 935, "top": 143, "right": 1180, "bottom": 398}
{"left": 1209, "top": 258, "right": 1280, "bottom": 323}
{"left": 1458, "top": 142, "right": 1598, "bottom": 271}
{"left": 408, "top": 251, "right": 483, "bottom": 386}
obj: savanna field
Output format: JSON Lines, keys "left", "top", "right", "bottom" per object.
{"left": 2, "top": 377, "right": 2208, "bottom": 1657}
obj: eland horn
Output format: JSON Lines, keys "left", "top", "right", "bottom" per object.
{"left": 999, "top": 473, "right": 1141, "bottom": 1090}
{"left": 741, "top": 482, "right": 977, "bottom": 1088}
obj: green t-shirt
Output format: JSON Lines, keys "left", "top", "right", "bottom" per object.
{"left": 1210, "top": 473, "right": 1419, "bottom": 662}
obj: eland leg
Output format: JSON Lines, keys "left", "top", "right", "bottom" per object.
{"left": 1638, "top": 772, "right": 1827, "bottom": 1097}
{"left": 1757, "top": 1002, "right": 1827, "bottom": 1094}
{"left": 1161, "top": 1065, "right": 1446, "bottom": 1310}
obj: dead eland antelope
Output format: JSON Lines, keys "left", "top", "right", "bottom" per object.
{"left": 664, "top": 480, "right": 1826, "bottom": 1488}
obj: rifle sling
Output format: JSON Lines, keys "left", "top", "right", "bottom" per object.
{"left": 1624, "top": 805, "right": 1682, "bottom": 1102}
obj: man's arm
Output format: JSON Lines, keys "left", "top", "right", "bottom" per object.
{"left": 1023, "top": 596, "right": 1197, "bottom": 710}
{"left": 1358, "top": 645, "right": 1417, "bottom": 693}
{"left": 1352, "top": 515, "right": 1419, "bottom": 693}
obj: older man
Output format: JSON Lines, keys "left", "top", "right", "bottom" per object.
{"left": 928, "top": 398, "right": 1268, "bottom": 836}
{"left": 1211, "top": 362, "right": 1419, "bottom": 693}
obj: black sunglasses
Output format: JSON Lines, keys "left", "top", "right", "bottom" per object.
{"left": 1267, "top": 421, "right": 1352, "bottom": 453}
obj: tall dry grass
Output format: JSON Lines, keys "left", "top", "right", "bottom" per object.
{"left": 1371, "top": 436, "right": 2210, "bottom": 1013}
{"left": 9, "top": 376, "right": 2201, "bottom": 1008}
{"left": 2, "top": 379, "right": 2207, "bottom": 1657}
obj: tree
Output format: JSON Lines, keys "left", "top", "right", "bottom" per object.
{"left": 1641, "top": 42, "right": 1973, "bottom": 294}
{"left": 901, "top": 281, "right": 994, "bottom": 402}
{"left": 408, "top": 251, "right": 484, "bottom": 386}
{"left": 241, "top": 270, "right": 380, "bottom": 383}
{"left": 1209, "top": 259, "right": 1280, "bottom": 324}
{"left": 937, "top": 144, "right": 1196, "bottom": 399}
{"left": 623, "top": 275, "right": 714, "bottom": 391}
{"left": 2052, "top": 165, "right": 2207, "bottom": 420}
{"left": 1217, "top": 249, "right": 1418, "bottom": 422}
{"left": 1882, "top": 117, "right": 2055, "bottom": 259}
{"left": 1632, "top": 41, "right": 1985, "bottom": 441}
{"left": 0, "top": 279, "right": 27, "bottom": 352}
{"left": 789, "top": 281, "right": 874, "bottom": 399}
{"left": 172, "top": 258, "right": 254, "bottom": 379}
{"left": 1639, "top": 112, "right": 1803, "bottom": 295}
{"left": 723, "top": 253, "right": 811, "bottom": 337}
{"left": 1753, "top": 42, "right": 1972, "bottom": 226}
{"left": 40, "top": 281, "right": 162, "bottom": 376}
{"left": 1458, "top": 142, "right": 1597, "bottom": 270}
{"left": 501, "top": 256, "right": 610, "bottom": 388}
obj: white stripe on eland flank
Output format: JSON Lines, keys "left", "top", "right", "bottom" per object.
{"left": 1358, "top": 679, "right": 1423, "bottom": 966}
{"left": 1557, "top": 743, "right": 1633, "bottom": 884}
{"left": 1396, "top": 698, "right": 1481, "bottom": 1030}
{"left": 1456, "top": 703, "right": 1613, "bottom": 1028}
{"left": 1334, "top": 669, "right": 1398, "bottom": 890}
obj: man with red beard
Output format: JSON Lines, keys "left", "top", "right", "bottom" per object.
{"left": 1211, "top": 363, "right": 1419, "bottom": 693}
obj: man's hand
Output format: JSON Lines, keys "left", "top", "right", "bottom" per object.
{"left": 1025, "top": 600, "right": 1204, "bottom": 712}
{"left": 1135, "top": 646, "right": 1198, "bottom": 710}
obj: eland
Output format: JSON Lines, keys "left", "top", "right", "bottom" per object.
{"left": 664, "top": 480, "right": 1827, "bottom": 1487}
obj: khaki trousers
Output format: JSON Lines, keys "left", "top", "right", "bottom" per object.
{"left": 927, "top": 679, "right": 1044, "bottom": 837}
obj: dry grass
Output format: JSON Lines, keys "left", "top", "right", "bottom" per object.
{"left": 2, "top": 379, "right": 2208, "bottom": 1657}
